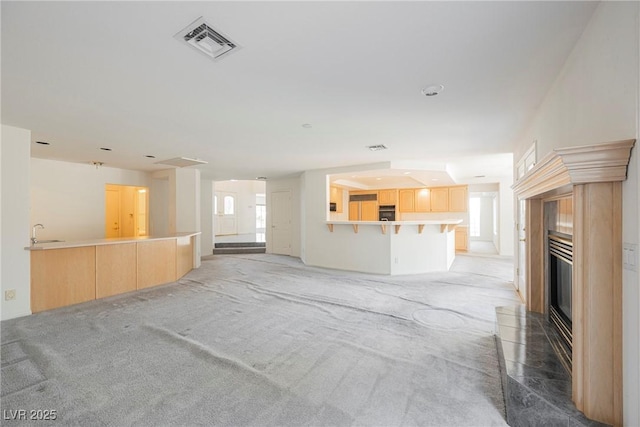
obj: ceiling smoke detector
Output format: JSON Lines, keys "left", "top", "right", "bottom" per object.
{"left": 421, "top": 84, "right": 445, "bottom": 97}
{"left": 155, "top": 157, "right": 208, "bottom": 168}
{"left": 367, "top": 144, "right": 388, "bottom": 151}
{"left": 174, "top": 17, "right": 241, "bottom": 61}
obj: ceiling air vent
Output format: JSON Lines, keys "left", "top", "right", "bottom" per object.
{"left": 155, "top": 157, "right": 208, "bottom": 168}
{"left": 367, "top": 144, "right": 388, "bottom": 151}
{"left": 174, "top": 17, "right": 240, "bottom": 61}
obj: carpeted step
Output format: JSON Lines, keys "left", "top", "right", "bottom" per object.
{"left": 215, "top": 242, "right": 266, "bottom": 248}
{"left": 212, "top": 247, "right": 266, "bottom": 255}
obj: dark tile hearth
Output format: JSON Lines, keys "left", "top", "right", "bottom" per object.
{"left": 495, "top": 306, "right": 608, "bottom": 427}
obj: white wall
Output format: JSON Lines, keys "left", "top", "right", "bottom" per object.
{"left": 200, "top": 178, "right": 213, "bottom": 256}
{"left": 498, "top": 175, "right": 514, "bottom": 256}
{"left": 31, "top": 158, "right": 150, "bottom": 241}
{"left": 513, "top": 3, "right": 639, "bottom": 423}
{"left": 150, "top": 176, "right": 169, "bottom": 236}
{"left": 1, "top": 125, "right": 32, "bottom": 320}
{"left": 266, "top": 175, "right": 302, "bottom": 258}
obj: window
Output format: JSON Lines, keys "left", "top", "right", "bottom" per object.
{"left": 256, "top": 205, "right": 266, "bottom": 229}
{"left": 469, "top": 197, "right": 481, "bottom": 237}
{"left": 223, "top": 195, "right": 234, "bottom": 215}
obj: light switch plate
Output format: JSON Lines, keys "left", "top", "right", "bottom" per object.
{"left": 623, "top": 243, "right": 638, "bottom": 272}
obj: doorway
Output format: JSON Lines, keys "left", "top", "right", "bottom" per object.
{"left": 468, "top": 192, "right": 498, "bottom": 254}
{"left": 214, "top": 191, "right": 238, "bottom": 236}
{"left": 105, "top": 184, "right": 149, "bottom": 238}
{"left": 271, "top": 190, "right": 292, "bottom": 255}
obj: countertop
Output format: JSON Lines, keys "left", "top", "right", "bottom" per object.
{"left": 325, "top": 220, "right": 463, "bottom": 225}
{"left": 25, "top": 232, "right": 201, "bottom": 251}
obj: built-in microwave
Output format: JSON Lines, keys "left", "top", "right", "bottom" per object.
{"left": 329, "top": 202, "right": 337, "bottom": 212}
{"left": 379, "top": 205, "right": 396, "bottom": 221}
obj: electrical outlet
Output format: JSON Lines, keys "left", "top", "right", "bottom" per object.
{"left": 5, "top": 289, "right": 16, "bottom": 301}
{"left": 623, "top": 243, "right": 638, "bottom": 272}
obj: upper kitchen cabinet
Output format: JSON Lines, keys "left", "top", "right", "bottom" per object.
{"left": 330, "top": 186, "right": 344, "bottom": 213}
{"left": 448, "top": 186, "right": 468, "bottom": 212}
{"left": 378, "top": 189, "right": 397, "bottom": 205}
{"left": 430, "top": 188, "right": 449, "bottom": 212}
{"left": 398, "top": 189, "right": 415, "bottom": 212}
{"left": 415, "top": 188, "right": 431, "bottom": 213}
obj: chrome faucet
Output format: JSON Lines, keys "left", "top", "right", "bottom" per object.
{"left": 31, "top": 224, "right": 44, "bottom": 245}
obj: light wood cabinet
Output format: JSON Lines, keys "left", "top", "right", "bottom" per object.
{"left": 361, "top": 200, "right": 378, "bottom": 221}
{"left": 430, "top": 188, "right": 449, "bottom": 212}
{"left": 30, "top": 234, "right": 197, "bottom": 313}
{"left": 378, "top": 189, "right": 397, "bottom": 205}
{"left": 330, "top": 186, "right": 344, "bottom": 213}
{"left": 449, "top": 186, "right": 468, "bottom": 212}
{"left": 415, "top": 188, "right": 431, "bottom": 212}
{"left": 455, "top": 226, "right": 469, "bottom": 252}
{"left": 350, "top": 200, "right": 378, "bottom": 221}
{"left": 399, "top": 189, "right": 415, "bottom": 212}
{"left": 31, "top": 247, "right": 96, "bottom": 313}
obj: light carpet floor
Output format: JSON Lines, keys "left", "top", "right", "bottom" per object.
{"left": 1, "top": 254, "right": 521, "bottom": 426}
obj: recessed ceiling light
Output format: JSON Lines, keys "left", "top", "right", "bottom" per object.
{"left": 35, "top": 141, "right": 50, "bottom": 145}
{"left": 421, "top": 84, "right": 445, "bottom": 97}
{"left": 302, "top": 123, "right": 312, "bottom": 129}
{"left": 100, "top": 147, "right": 112, "bottom": 151}
{"left": 230, "top": 179, "right": 237, "bottom": 182}
{"left": 403, "top": 171, "right": 411, "bottom": 175}
{"left": 145, "top": 155, "right": 156, "bottom": 158}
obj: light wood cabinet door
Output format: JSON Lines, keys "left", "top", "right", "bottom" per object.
{"left": 361, "top": 200, "right": 378, "bottom": 221}
{"left": 348, "top": 201, "right": 359, "bottom": 221}
{"left": 415, "top": 188, "right": 431, "bottom": 212}
{"left": 449, "top": 186, "right": 468, "bottom": 212}
{"left": 330, "top": 186, "right": 343, "bottom": 213}
{"left": 398, "top": 189, "right": 415, "bottom": 212}
{"left": 378, "top": 189, "right": 397, "bottom": 205}
{"left": 455, "top": 226, "right": 469, "bottom": 251}
{"left": 430, "top": 188, "right": 449, "bottom": 212}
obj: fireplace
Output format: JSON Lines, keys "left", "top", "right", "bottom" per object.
{"left": 548, "top": 232, "right": 573, "bottom": 372}
{"left": 512, "top": 139, "right": 634, "bottom": 425}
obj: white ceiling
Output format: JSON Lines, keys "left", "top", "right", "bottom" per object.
{"left": 1, "top": 1, "right": 598, "bottom": 183}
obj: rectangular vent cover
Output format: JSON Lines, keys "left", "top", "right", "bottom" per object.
{"left": 175, "top": 17, "right": 240, "bottom": 61}
{"left": 155, "top": 157, "right": 208, "bottom": 168}
{"left": 367, "top": 144, "right": 388, "bottom": 151}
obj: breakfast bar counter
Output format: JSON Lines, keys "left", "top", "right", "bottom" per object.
{"left": 26, "top": 232, "right": 200, "bottom": 313}
{"left": 322, "top": 220, "right": 462, "bottom": 275}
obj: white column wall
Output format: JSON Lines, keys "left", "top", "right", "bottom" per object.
{"left": 200, "top": 178, "right": 213, "bottom": 257}
{"left": 175, "top": 168, "right": 201, "bottom": 267}
{"left": 1, "top": 125, "right": 31, "bottom": 320}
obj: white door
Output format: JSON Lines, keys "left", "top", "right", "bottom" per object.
{"left": 516, "top": 198, "right": 527, "bottom": 296}
{"left": 271, "top": 190, "right": 292, "bottom": 255}
{"left": 214, "top": 192, "right": 237, "bottom": 236}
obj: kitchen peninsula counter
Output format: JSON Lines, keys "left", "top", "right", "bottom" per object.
{"left": 322, "top": 220, "right": 461, "bottom": 275}
{"left": 27, "top": 232, "right": 200, "bottom": 313}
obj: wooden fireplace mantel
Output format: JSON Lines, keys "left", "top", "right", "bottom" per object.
{"left": 512, "top": 139, "right": 635, "bottom": 426}
{"left": 513, "top": 139, "right": 635, "bottom": 199}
